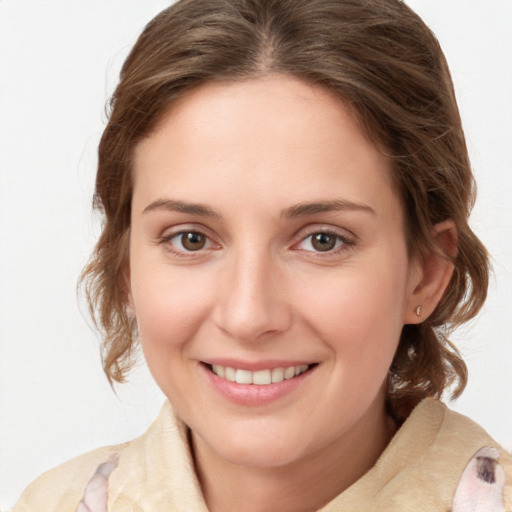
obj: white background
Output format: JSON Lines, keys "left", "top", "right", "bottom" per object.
{"left": 0, "top": 1, "right": 511, "bottom": 508}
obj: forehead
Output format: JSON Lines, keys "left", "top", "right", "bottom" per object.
{"left": 132, "top": 74, "right": 400, "bottom": 220}
{"left": 138, "top": 74, "right": 374, "bottom": 161}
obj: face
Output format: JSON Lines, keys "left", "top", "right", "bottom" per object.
{"left": 129, "top": 75, "right": 422, "bottom": 469}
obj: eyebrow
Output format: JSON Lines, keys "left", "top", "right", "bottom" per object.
{"left": 142, "top": 199, "right": 222, "bottom": 219}
{"left": 142, "top": 198, "right": 375, "bottom": 219}
{"left": 281, "top": 199, "right": 376, "bottom": 218}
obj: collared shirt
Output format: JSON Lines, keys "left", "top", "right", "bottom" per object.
{"left": 12, "top": 398, "right": 512, "bottom": 511}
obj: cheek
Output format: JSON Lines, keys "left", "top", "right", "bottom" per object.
{"left": 130, "top": 265, "right": 213, "bottom": 361}
{"left": 131, "top": 269, "right": 215, "bottom": 401}
{"left": 296, "top": 260, "right": 409, "bottom": 367}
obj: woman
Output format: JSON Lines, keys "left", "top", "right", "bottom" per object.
{"left": 11, "top": 0, "right": 511, "bottom": 510}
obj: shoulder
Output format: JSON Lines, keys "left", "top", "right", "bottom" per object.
{"left": 452, "top": 446, "right": 511, "bottom": 512}
{"left": 12, "top": 444, "right": 124, "bottom": 512}
{"left": 10, "top": 402, "right": 204, "bottom": 512}
{"left": 439, "top": 404, "right": 512, "bottom": 512}
{"left": 392, "top": 399, "right": 512, "bottom": 511}
{"left": 322, "top": 398, "right": 512, "bottom": 512}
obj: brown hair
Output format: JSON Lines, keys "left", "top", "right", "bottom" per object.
{"left": 81, "top": 0, "right": 489, "bottom": 413}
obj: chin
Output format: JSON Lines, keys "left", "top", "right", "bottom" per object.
{"left": 196, "top": 422, "right": 311, "bottom": 469}
{"left": 218, "top": 442, "right": 301, "bottom": 469}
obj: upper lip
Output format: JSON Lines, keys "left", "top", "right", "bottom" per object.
{"left": 202, "top": 359, "right": 316, "bottom": 371}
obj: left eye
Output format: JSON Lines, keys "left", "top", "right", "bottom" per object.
{"left": 168, "top": 231, "right": 212, "bottom": 252}
{"left": 298, "top": 232, "right": 346, "bottom": 252}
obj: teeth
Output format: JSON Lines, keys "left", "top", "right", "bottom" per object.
{"left": 225, "top": 367, "right": 236, "bottom": 382}
{"left": 271, "top": 367, "right": 284, "bottom": 383}
{"left": 296, "top": 364, "right": 308, "bottom": 375}
{"left": 235, "top": 369, "right": 252, "bottom": 384}
{"left": 253, "top": 369, "right": 272, "bottom": 385}
{"left": 212, "top": 364, "right": 225, "bottom": 378}
{"left": 284, "top": 367, "right": 295, "bottom": 380}
{"left": 211, "top": 364, "right": 310, "bottom": 385}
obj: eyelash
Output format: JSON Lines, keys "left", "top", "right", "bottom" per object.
{"left": 156, "top": 227, "right": 355, "bottom": 258}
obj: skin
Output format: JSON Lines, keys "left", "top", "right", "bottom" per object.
{"left": 128, "top": 74, "right": 454, "bottom": 512}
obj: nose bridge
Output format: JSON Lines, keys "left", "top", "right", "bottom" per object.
{"left": 213, "top": 242, "right": 290, "bottom": 341}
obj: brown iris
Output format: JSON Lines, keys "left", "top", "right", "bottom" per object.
{"left": 181, "top": 232, "right": 207, "bottom": 251}
{"left": 311, "top": 233, "right": 337, "bottom": 252}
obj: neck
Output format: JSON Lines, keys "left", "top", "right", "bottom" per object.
{"left": 192, "top": 397, "right": 397, "bottom": 512}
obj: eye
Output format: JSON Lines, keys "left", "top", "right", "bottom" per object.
{"left": 163, "top": 230, "right": 216, "bottom": 254}
{"left": 297, "top": 231, "right": 350, "bottom": 253}
{"left": 177, "top": 231, "right": 207, "bottom": 251}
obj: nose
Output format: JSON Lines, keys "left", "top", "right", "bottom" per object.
{"left": 212, "top": 247, "right": 292, "bottom": 342}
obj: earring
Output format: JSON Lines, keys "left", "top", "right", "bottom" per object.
{"left": 415, "top": 305, "right": 422, "bottom": 317}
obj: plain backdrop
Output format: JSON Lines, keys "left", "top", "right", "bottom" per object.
{"left": 0, "top": 0, "right": 511, "bottom": 508}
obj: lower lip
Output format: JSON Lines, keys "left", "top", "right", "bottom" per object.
{"left": 200, "top": 364, "right": 315, "bottom": 406}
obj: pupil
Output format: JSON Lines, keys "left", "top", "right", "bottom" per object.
{"left": 312, "top": 233, "right": 336, "bottom": 251}
{"left": 182, "top": 232, "right": 206, "bottom": 251}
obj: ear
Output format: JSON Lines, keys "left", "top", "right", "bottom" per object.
{"left": 403, "top": 220, "right": 457, "bottom": 324}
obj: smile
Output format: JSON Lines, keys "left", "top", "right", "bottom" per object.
{"left": 210, "top": 364, "right": 310, "bottom": 385}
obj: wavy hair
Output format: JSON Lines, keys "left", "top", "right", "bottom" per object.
{"left": 81, "top": 0, "right": 489, "bottom": 416}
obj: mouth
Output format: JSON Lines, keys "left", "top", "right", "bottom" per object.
{"left": 204, "top": 363, "right": 316, "bottom": 385}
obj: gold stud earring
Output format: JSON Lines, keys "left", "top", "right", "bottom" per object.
{"left": 415, "top": 305, "right": 422, "bottom": 317}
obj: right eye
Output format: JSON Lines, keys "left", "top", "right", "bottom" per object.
{"left": 173, "top": 231, "right": 208, "bottom": 251}
{"left": 161, "top": 230, "right": 217, "bottom": 256}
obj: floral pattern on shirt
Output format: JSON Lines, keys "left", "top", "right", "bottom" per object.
{"left": 75, "top": 458, "right": 117, "bottom": 512}
{"left": 452, "top": 447, "right": 506, "bottom": 512}
{"left": 74, "top": 446, "right": 508, "bottom": 511}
